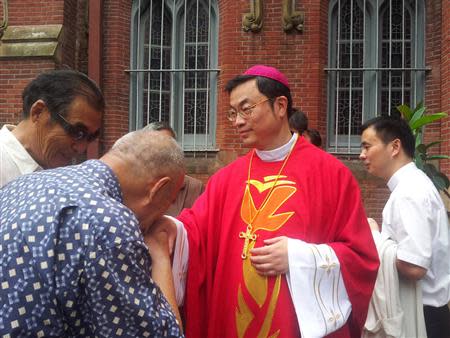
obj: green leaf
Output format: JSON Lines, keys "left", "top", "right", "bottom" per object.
{"left": 415, "top": 134, "right": 422, "bottom": 147}
{"left": 440, "top": 172, "right": 450, "bottom": 189}
{"left": 426, "top": 155, "right": 450, "bottom": 161}
{"left": 416, "top": 143, "right": 427, "bottom": 154}
{"left": 410, "top": 113, "right": 448, "bottom": 130}
{"left": 415, "top": 155, "right": 424, "bottom": 169}
{"left": 409, "top": 106, "right": 426, "bottom": 129}
{"left": 423, "top": 163, "right": 438, "bottom": 174}
{"left": 413, "top": 101, "right": 424, "bottom": 113}
{"left": 397, "top": 104, "right": 413, "bottom": 121}
{"left": 424, "top": 141, "right": 441, "bottom": 150}
{"left": 432, "top": 175, "right": 448, "bottom": 191}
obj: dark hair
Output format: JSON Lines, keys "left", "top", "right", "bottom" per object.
{"left": 289, "top": 108, "right": 308, "bottom": 134}
{"left": 143, "top": 121, "right": 176, "bottom": 138}
{"left": 360, "top": 115, "right": 415, "bottom": 158}
{"left": 304, "top": 128, "right": 322, "bottom": 147}
{"left": 225, "top": 75, "right": 293, "bottom": 118}
{"left": 22, "top": 69, "right": 105, "bottom": 119}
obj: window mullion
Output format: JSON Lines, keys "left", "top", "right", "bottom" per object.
{"left": 334, "top": 0, "right": 341, "bottom": 153}
{"left": 347, "top": 0, "right": 354, "bottom": 151}
{"left": 146, "top": 0, "right": 153, "bottom": 126}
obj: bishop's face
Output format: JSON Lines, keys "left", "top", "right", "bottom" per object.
{"left": 228, "top": 79, "right": 287, "bottom": 151}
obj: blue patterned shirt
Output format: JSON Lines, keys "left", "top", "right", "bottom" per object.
{"left": 0, "top": 160, "right": 182, "bottom": 337}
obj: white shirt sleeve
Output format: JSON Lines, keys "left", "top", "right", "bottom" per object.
{"left": 166, "top": 216, "right": 189, "bottom": 306}
{"left": 286, "top": 238, "right": 352, "bottom": 338}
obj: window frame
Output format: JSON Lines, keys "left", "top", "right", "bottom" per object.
{"left": 326, "top": 0, "right": 427, "bottom": 154}
{"left": 129, "top": 0, "right": 220, "bottom": 151}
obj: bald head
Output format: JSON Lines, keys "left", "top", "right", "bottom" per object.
{"left": 103, "top": 129, "right": 185, "bottom": 228}
{"left": 109, "top": 129, "right": 185, "bottom": 180}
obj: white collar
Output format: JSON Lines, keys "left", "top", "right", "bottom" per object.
{"left": 0, "top": 124, "right": 42, "bottom": 173}
{"left": 387, "top": 161, "right": 416, "bottom": 192}
{"left": 255, "top": 133, "right": 297, "bottom": 162}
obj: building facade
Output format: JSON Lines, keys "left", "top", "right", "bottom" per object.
{"left": 1, "top": 0, "right": 449, "bottom": 222}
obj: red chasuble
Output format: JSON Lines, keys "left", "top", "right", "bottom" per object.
{"left": 178, "top": 138, "right": 379, "bottom": 338}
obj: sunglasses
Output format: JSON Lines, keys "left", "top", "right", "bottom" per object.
{"left": 52, "top": 112, "right": 100, "bottom": 142}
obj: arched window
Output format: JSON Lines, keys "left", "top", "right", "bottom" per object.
{"left": 327, "top": 0, "right": 425, "bottom": 153}
{"left": 130, "top": 0, "right": 219, "bottom": 151}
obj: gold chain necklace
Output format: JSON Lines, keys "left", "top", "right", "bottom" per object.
{"left": 239, "top": 135, "right": 298, "bottom": 259}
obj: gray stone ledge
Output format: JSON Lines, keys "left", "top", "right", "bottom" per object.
{"left": 0, "top": 24, "right": 62, "bottom": 60}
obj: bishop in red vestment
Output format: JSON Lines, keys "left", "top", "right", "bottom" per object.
{"left": 165, "top": 65, "right": 378, "bottom": 337}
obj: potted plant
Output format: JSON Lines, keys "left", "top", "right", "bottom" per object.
{"left": 397, "top": 103, "right": 449, "bottom": 200}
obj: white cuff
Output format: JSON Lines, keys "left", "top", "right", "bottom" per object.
{"left": 286, "top": 239, "right": 351, "bottom": 338}
{"left": 166, "top": 216, "right": 189, "bottom": 306}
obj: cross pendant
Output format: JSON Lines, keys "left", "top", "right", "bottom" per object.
{"left": 239, "top": 225, "right": 257, "bottom": 259}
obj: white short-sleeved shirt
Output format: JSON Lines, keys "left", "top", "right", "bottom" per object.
{"left": 382, "top": 162, "right": 450, "bottom": 307}
{"left": 0, "top": 124, "right": 41, "bottom": 188}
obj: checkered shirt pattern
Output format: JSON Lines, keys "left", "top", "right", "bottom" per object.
{"left": 0, "top": 160, "right": 182, "bottom": 337}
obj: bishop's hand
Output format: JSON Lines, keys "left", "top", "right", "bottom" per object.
{"left": 250, "top": 236, "right": 289, "bottom": 276}
{"left": 143, "top": 215, "right": 178, "bottom": 259}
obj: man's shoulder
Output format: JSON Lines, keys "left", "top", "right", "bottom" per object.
{"left": 396, "top": 166, "right": 438, "bottom": 195}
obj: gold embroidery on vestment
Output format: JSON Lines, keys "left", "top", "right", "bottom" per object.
{"left": 236, "top": 285, "right": 254, "bottom": 338}
{"left": 236, "top": 137, "right": 298, "bottom": 337}
{"left": 257, "top": 275, "right": 281, "bottom": 338}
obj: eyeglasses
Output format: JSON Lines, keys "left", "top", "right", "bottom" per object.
{"left": 52, "top": 112, "right": 100, "bottom": 142}
{"left": 226, "top": 97, "right": 270, "bottom": 122}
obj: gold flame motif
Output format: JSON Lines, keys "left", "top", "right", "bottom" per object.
{"left": 236, "top": 176, "right": 296, "bottom": 337}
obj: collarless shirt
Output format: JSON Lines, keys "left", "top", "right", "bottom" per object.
{"left": 382, "top": 162, "right": 450, "bottom": 307}
{"left": 0, "top": 160, "right": 182, "bottom": 337}
{"left": 0, "top": 124, "right": 42, "bottom": 188}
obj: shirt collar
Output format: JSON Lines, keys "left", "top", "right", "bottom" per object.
{"left": 387, "top": 161, "right": 416, "bottom": 192}
{"left": 0, "top": 124, "right": 42, "bottom": 173}
{"left": 81, "top": 160, "right": 123, "bottom": 203}
{"left": 255, "top": 133, "right": 298, "bottom": 162}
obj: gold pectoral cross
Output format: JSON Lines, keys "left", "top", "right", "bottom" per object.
{"left": 239, "top": 225, "right": 257, "bottom": 259}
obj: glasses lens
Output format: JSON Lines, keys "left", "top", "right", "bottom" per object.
{"left": 227, "top": 110, "right": 237, "bottom": 121}
{"left": 86, "top": 130, "right": 100, "bottom": 142}
{"left": 73, "top": 128, "right": 88, "bottom": 141}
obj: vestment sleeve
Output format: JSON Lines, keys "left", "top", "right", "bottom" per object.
{"left": 324, "top": 166, "right": 379, "bottom": 337}
{"left": 82, "top": 241, "right": 183, "bottom": 337}
{"left": 177, "top": 171, "right": 225, "bottom": 337}
{"left": 286, "top": 240, "right": 352, "bottom": 337}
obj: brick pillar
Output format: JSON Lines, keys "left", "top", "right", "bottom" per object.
{"left": 101, "top": 0, "right": 132, "bottom": 152}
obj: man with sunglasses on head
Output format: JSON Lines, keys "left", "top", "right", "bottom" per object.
{"left": 0, "top": 69, "right": 104, "bottom": 188}
{"left": 150, "top": 65, "right": 379, "bottom": 337}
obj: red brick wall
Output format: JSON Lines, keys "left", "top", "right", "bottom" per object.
{"left": 0, "top": 61, "right": 56, "bottom": 125}
{"left": 7, "top": 0, "right": 64, "bottom": 25}
{"left": 441, "top": 0, "right": 450, "bottom": 178}
{"left": 101, "top": 0, "right": 132, "bottom": 153}
{"left": 0, "top": 0, "right": 87, "bottom": 126}
{"left": 424, "top": 1, "right": 443, "bottom": 152}
{"left": 0, "top": 0, "right": 64, "bottom": 124}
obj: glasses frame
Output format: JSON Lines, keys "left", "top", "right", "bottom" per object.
{"left": 52, "top": 111, "right": 100, "bottom": 142}
{"left": 226, "top": 97, "right": 271, "bottom": 122}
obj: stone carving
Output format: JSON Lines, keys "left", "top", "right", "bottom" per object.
{"left": 0, "top": 0, "right": 8, "bottom": 39}
{"left": 282, "top": 0, "right": 304, "bottom": 33}
{"left": 242, "top": 0, "right": 263, "bottom": 33}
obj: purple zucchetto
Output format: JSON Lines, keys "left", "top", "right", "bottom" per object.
{"left": 243, "top": 65, "right": 290, "bottom": 89}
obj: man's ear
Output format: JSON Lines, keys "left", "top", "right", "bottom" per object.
{"left": 275, "top": 96, "right": 288, "bottom": 118}
{"left": 391, "top": 138, "right": 401, "bottom": 157}
{"left": 30, "top": 99, "right": 48, "bottom": 123}
{"left": 147, "top": 176, "right": 171, "bottom": 204}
